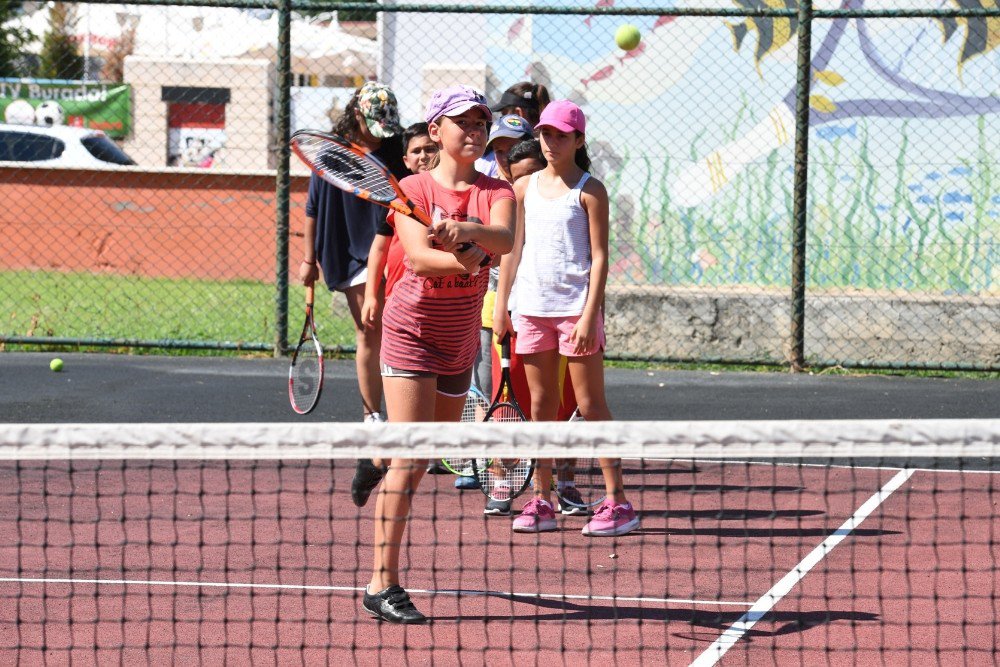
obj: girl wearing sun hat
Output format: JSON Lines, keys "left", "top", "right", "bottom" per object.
{"left": 298, "top": 82, "right": 407, "bottom": 433}
{"left": 359, "top": 84, "right": 516, "bottom": 624}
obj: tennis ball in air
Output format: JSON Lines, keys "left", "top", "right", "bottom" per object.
{"left": 615, "top": 24, "right": 642, "bottom": 51}
{"left": 50, "top": 358, "right": 64, "bottom": 372}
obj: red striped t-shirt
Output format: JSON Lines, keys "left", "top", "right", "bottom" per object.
{"left": 381, "top": 171, "right": 514, "bottom": 375}
{"left": 384, "top": 233, "right": 406, "bottom": 298}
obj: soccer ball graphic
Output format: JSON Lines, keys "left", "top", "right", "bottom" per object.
{"left": 4, "top": 99, "right": 35, "bottom": 125}
{"left": 35, "top": 101, "right": 65, "bottom": 127}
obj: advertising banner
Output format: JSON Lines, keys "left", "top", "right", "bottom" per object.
{"left": 0, "top": 79, "right": 132, "bottom": 138}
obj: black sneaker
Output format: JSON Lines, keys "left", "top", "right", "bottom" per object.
{"left": 483, "top": 498, "right": 512, "bottom": 516}
{"left": 426, "top": 460, "right": 450, "bottom": 474}
{"left": 557, "top": 485, "right": 590, "bottom": 515}
{"left": 351, "top": 459, "right": 386, "bottom": 508}
{"left": 362, "top": 585, "right": 427, "bottom": 624}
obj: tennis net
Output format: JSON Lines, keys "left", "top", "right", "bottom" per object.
{"left": 2, "top": 420, "right": 999, "bottom": 664}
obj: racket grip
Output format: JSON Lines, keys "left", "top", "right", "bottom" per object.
{"left": 458, "top": 242, "right": 492, "bottom": 269}
{"left": 499, "top": 332, "right": 512, "bottom": 360}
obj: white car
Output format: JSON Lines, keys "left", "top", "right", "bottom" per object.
{"left": 0, "top": 122, "right": 136, "bottom": 167}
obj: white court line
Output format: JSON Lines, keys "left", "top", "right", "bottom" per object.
{"left": 0, "top": 577, "right": 751, "bottom": 608}
{"left": 690, "top": 467, "right": 915, "bottom": 667}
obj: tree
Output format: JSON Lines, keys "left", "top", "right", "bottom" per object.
{"left": 0, "top": 1, "right": 32, "bottom": 77}
{"left": 37, "top": 2, "right": 85, "bottom": 80}
{"left": 100, "top": 21, "right": 137, "bottom": 83}
{"left": 297, "top": 0, "right": 378, "bottom": 22}
{"left": 333, "top": 0, "right": 377, "bottom": 22}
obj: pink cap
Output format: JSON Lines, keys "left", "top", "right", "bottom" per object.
{"left": 424, "top": 85, "right": 492, "bottom": 124}
{"left": 535, "top": 100, "right": 586, "bottom": 134}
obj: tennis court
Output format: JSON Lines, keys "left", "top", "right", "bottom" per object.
{"left": 3, "top": 0, "right": 999, "bottom": 660}
{"left": 1, "top": 414, "right": 998, "bottom": 664}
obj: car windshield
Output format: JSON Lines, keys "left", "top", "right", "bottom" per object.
{"left": 0, "top": 131, "right": 66, "bottom": 162}
{"left": 81, "top": 134, "right": 136, "bottom": 165}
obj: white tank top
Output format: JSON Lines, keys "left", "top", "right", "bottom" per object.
{"left": 515, "top": 171, "right": 592, "bottom": 317}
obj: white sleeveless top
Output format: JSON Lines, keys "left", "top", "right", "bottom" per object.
{"left": 515, "top": 171, "right": 592, "bottom": 317}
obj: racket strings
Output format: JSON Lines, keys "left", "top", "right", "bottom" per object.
{"left": 290, "top": 342, "right": 322, "bottom": 411}
{"left": 554, "top": 459, "right": 605, "bottom": 509}
{"left": 486, "top": 404, "right": 523, "bottom": 423}
{"left": 476, "top": 457, "right": 532, "bottom": 499}
{"left": 478, "top": 403, "right": 531, "bottom": 498}
{"left": 442, "top": 389, "right": 487, "bottom": 476}
{"left": 461, "top": 391, "right": 487, "bottom": 423}
{"left": 297, "top": 137, "right": 397, "bottom": 203}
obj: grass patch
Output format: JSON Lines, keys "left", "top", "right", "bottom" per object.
{"left": 1, "top": 270, "right": 356, "bottom": 354}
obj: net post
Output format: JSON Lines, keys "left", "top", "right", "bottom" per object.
{"left": 273, "top": 0, "right": 293, "bottom": 358}
{"left": 789, "top": 0, "right": 813, "bottom": 372}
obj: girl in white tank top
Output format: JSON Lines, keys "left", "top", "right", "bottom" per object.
{"left": 516, "top": 171, "right": 593, "bottom": 316}
{"left": 493, "top": 100, "right": 640, "bottom": 538}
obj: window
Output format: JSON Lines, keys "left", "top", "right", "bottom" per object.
{"left": 0, "top": 131, "right": 65, "bottom": 162}
{"left": 81, "top": 135, "right": 136, "bottom": 165}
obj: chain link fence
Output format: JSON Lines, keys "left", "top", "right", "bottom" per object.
{"left": 1, "top": 1, "right": 998, "bottom": 369}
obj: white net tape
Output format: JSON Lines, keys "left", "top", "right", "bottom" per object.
{"left": 3, "top": 419, "right": 999, "bottom": 460}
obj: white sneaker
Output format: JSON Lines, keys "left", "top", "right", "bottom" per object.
{"left": 365, "top": 412, "right": 385, "bottom": 423}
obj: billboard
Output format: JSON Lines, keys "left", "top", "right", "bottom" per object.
{"left": 0, "top": 79, "right": 132, "bottom": 138}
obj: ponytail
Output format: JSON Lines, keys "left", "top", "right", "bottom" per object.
{"left": 574, "top": 134, "right": 591, "bottom": 172}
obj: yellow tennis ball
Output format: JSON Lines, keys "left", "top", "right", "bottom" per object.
{"left": 50, "top": 358, "right": 64, "bottom": 372}
{"left": 615, "top": 24, "right": 641, "bottom": 51}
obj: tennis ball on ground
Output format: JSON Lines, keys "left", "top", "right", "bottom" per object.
{"left": 615, "top": 24, "right": 642, "bottom": 51}
{"left": 50, "top": 358, "right": 63, "bottom": 372}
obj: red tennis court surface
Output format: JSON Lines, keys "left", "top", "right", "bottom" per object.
{"left": 1, "top": 458, "right": 997, "bottom": 664}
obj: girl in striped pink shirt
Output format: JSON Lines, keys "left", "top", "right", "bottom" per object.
{"left": 359, "top": 85, "right": 515, "bottom": 625}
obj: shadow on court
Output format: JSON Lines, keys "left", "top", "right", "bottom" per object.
{"left": 428, "top": 595, "right": 879, "bottom": 634}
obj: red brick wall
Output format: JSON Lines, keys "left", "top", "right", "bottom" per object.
{"left": 1, "top": 167, "right": 311, "bottom": 282}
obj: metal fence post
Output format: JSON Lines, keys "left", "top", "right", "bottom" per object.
{"left": 274, "top": 0, "right": 292, "bottom": 358}
{"left": 789, "top": 0, "right": 813, "bottom": 371}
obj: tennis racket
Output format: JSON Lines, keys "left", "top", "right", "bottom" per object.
{"left": 472, "top": 334, "right": 534, "bottom": 502}
{"left": 441, "top": 385, "right": 489, "bottom": 476}
{"left": 289, "top": 130, "right": 490, "bottom": 271}
{"left": 288, "top": 285, "right": 323, "bottom": 414}
{"left": 554, "top": 408, "right": 606, "bottom": 513}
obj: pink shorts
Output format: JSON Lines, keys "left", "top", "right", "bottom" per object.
{"left": 514, "top": 313, "right": 606, "bottom": 357}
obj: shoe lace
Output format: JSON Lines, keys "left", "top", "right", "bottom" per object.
{"left": 591, "top": 500, "right": 617, "bottom": 520}
{"left": 520, "top": 497, "right": 543, "bottom": 515}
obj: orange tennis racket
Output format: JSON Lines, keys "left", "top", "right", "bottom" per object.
{"left": 289, "top": 130, "right": 490, "bottom": 270}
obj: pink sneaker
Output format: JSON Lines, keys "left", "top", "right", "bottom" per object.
{"left": 512, "top": 498, "right": 558, "bottom": 533}
{"left": 582, "top": 500, "right": 640, "bottom": 536}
